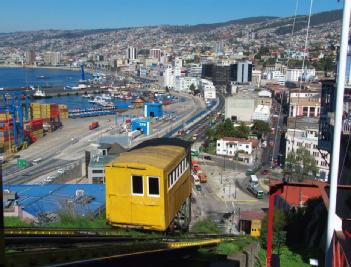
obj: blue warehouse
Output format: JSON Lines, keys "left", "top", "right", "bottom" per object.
{"left": 131, "top": 118, "right": 151, "bottom": 135}
{"left": 144, "top": 102, "right": 163, "bottom": 118}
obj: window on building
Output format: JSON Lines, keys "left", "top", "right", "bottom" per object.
{"left": 148, "top": 176, "right": 159, "bottom": 196}
{"left": 313, "top": 152, "right": 319, "bottom": 157}
{"left": 229, "top": 144, "right": 233, "bottom": 148}
{"left": 132, "top": 175, "right": 143, "bottom": 195}
{"left": 92, "top": 169, "right": 103, "bottom": 174}
{"left": 246, "top": 145, "right": 249, "bottom": 148}
{"left": 217, "top": 143, "right": 220, "bottom": 147}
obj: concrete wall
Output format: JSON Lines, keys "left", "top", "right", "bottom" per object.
{"left": 227, "top": 242, "right": 261, "bottom": 267}
{"left": 225, "top": 97, "right": 256, "bottom": 122}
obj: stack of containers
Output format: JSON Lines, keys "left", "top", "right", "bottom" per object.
{"left": 0, "top": 120, "right": 13, "bottom": 153}
{"left": 25, "top": 119, "right": 44, "bottom": 141}
{"left": 58, "top": 104, "right": 69, "bottom": 120}
{"left": 50, "top": 104, "right": 59, "bottom": 120}
{"left": 40, "top": 104, "right": 51, "bottom": 120}
{"left": 0, "top": 120, "right": 22, "bottom": 152}
{"left": 30, "top": 103, "right": 42, "bottom": 120}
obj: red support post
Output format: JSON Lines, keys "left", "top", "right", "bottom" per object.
{"left": 266, "top": 186, "right": 282, "bottom": 267}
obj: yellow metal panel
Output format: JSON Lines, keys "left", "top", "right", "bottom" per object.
{"left": 250, "top": 219, "right": 262, "bottom": 237}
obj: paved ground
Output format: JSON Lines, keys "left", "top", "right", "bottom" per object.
{"left": 190, "top": 143, "right": 269, "bottom": 233}
{"left": 3, "top": 91, "right": 206, "bottom": 184}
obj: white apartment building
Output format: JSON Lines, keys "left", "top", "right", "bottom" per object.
{"left": 285, "top": 128, "right": 330, "bottom": 181}
{"left": 216, "top": 137, "right": 259, "bottom": 164}
{"left": 267, "top": 70, "right": 286, "bottom": 85}
{"left": 286, "top": 68, "right": 316, "bottom": 82}
{"left": 43, "top": 52, "right": 61, "bottom": 66}
{"left": 163, "top": 65, "right": 175, "bottom": 88}
{"left": 174, "top": 77, "right": 199, "bottom": 92}
{"left": 200, "top": 79, "right": 216, "bottom": 101}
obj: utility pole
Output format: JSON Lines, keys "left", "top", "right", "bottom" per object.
{"left": 326, "top": 0, "right": 350, "bottom": 266}
{"left": 0, "top": 164, "right": 5, "bottom": 266}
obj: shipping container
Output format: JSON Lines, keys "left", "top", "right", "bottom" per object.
{"left": 89, "top": 121, "right": 99, "bottom": 130}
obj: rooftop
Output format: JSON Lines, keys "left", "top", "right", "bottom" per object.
{"left": 3, "top": 184, "right": 105, "bottom": 219}
{"left": 110, "top": 145, "right": 186, "bottom": 170}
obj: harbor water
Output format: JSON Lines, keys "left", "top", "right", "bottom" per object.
{"left": 0, "top": 67, "right": 91, "bottom": 89}
{"left": 33, "top": 95, "right": 134, "bottom": 111}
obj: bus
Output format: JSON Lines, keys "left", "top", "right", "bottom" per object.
{"left": 32, "top": 158, "right": 42, "bottom": 165}
{"left": 250, "top": 175, "right": 258, "bottom": 185}
{"left": 191, "top": 149, "right": 199, "bottom": 157}
{"left": 247, "top": 183, "right": 264, "bottom": 199}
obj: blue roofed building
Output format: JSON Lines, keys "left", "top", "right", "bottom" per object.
{"left": 144, "top": 102, "right": 163, "bottom": 118}
{"left": 3, "top": 184, "right": 105, "bottom": 224}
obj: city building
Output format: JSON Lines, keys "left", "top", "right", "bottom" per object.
{"left": 202, "top": 61, "right": 253, "bottom": 85}
{"left": 25, "top": 50, "right": 35, "bottom": 65}
{"left": 289, "top": 89, "right": 321, "bottom": 117}
{"left": 267, "top": 70, "right": 286, "bottom": 86}
{"left": 286, "top": 68, "right": 316, "bottom": 82}
{"left": 126, "top": 46, "right": 137, "bottom": 60}
{"left": 216, "top": 137, "right": 259, "bottom": 164}
{"left": 149, "top": 49, "right": 161, "bottom": 61}
{"left": 188, "top": 64, "right": 202, "bottom": 78}
{"left": 4, "top": 184, "right": 105, "bottom": 224}
{"left": 225, "top": 91, "right": 257, "bottom": 122}
{"left": 252, "top": 105, "right": 270, "bottom": 122}
{"left": 43, "top": 52, "right": 61, "bottom": 66}
{"left": 286, "top": 117, "right": 330, "bottom": 180}
{"left": 163, "top": 65, "right": 175, "bottom": 88}
{"left": 200, "top": 79, "right": 216, "bottom": 102}
{"left": 235, "top": 60, "right": 253, "bottom": 84}
{"left": 252, "top": 70, "right": 262, "bottom": 88}
{"left": 87, "top": 143, "right": 126, "bottom": 184}
{"left": 144, "top": 102, "right": 163, "bottom": 118}
{"left": 174, "top": 77, "right": 199, "bottom": 92}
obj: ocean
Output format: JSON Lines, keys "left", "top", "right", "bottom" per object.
{"left": 0, "top": 67, "right": 132, "bottom": 110}
{"left": 0, "top": 67, "right": 91, "bottom": 89}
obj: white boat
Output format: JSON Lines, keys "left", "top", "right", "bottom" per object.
{"left": 33, "top": 87, "right": 51, "bottom": 99}
{"left": 101, "top": 94, "right": 112, "bottom": 101}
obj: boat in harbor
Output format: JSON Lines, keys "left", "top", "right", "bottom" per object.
{"left": 37, "top": 75, "right": 49, "bottom": 79}
{"left": 82, "top": 94, "right": 93, "bottom": 99}
{"left": 32, "top": 87, "right": 52, "bottom": 99}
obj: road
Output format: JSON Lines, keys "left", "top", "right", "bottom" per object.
{"left": 3, "top": 91, "right": 206, "bottom": 184}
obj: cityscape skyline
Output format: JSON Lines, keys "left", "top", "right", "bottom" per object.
{"left": 0, "top": 0, "right": 341, "bottom": 33}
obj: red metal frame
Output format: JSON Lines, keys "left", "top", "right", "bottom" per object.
{"left": 266, "top": 180, "right": 351, "bottom": 267}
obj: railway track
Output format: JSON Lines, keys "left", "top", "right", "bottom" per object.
{"left": 4, "top": 227, "right": 239, "bottom": 267}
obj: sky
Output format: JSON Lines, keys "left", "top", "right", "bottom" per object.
{"left": 0, "top": 0, "right": 342, "bottom": 33}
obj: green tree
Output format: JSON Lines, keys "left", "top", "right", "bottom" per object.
{"left": 189, "top": 83, "right": 196, "bottom": 93}
{"left": 233, "top": 122, "right": 250, "bottom": 139}
{"left": 284, "top": 148, "right": 318, "bottom": 182}
{"left": 252, "top": 120, "right": 271, "bottom": 139}
{"left": 215, "top": 118, "right": 235, "bottom": 139}
{"left": 260, "top": 209, "right": 287, "bottom": 251}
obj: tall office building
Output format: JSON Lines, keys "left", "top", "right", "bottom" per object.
{"left": 202, "top": 61, "right": 253, "bottom": 85}
{"left": 149, "top": 49, "right": 161, "bottom": 61}
{"left": 25, "top": 50, "right": 35, "bottom": 65}
{"left": 43, "top": 52, "right": 61, "bottom": 66}
{"left": 126, "top": 46, "right": 137, "bottom": 60}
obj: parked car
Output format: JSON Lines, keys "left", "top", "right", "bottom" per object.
{"left": 57, "top": 169, "right": 65, "bottom": 174}
{"left": 204, "top": 155, "right": 212, "bottom": 160}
